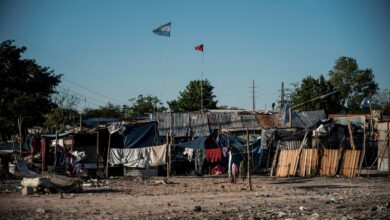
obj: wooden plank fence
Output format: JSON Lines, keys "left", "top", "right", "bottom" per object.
{"left": 275, "top": 149, "right": 361, "bottom": 178}
{"left": 320, "top": 149, "right": 339, "bottom": 176}
{"left": 299, "top": 149, "right": 318, "bottom": 177}
{"left": 275, "top": 149, "right": 298, "bottom": 177}
{"left": 341, "top": 150, "right": 361, "bottom": 178}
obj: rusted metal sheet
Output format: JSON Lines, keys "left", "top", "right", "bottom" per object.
{"left": 256, "top": 114, "right": 276, "bottom": 128}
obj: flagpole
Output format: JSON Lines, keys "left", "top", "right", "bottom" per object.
{"left": 200, "top": 50, "right": 204, "bottom": 112}
{"left": 159, "top": 34, "right": 171, "bottom": 107}
{"left": 153, "top": 22, "right": 172, "bottom": 110}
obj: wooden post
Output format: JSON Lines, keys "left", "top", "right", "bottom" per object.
{"left": 270, "top": 141, "right": 280, "bottom": 177}
{"left": 335, "top": 136, "right": 346, "bottom": 176}
{"left": 79, "top": 113, "right": 82, "bottom": 132}
{"left": 96, "top": 131, "right": 100, "bottom": 177}
{"left": 166, "top": 133, "right": 169, "bottom": 178}
{"left": 348, "top": 122, "right": 356, "bottom": 150}
{"left": 17, "top": 116, "right": 23, "bottom": 158}
{"left": 53, "top": 131, "right": 58, "bottom": 174}
{"left": 358, "top": 126, "right": 366, "bottom": 177}
{"left": 246, "top": 129, "right": 252, "bottom": 191}
{"left": 105, "top": 133, "right": 111, "bottom": 178}
{"left": 293, "top": 132, "right": 308, "bottom": 176}
{"left": 167, "top": 132, "right": 171, "bottom": 178}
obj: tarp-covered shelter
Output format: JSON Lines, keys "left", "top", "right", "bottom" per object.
{"left": 108, "top": 122, "right": 166, "bottom": 175}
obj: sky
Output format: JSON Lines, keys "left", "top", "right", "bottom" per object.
{"left": 1, "top": 0, "right": 389, "bottom": 111}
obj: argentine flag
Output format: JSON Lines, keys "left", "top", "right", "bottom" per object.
{"left": 153, "top": 22, "right": 171, "bottom": 37}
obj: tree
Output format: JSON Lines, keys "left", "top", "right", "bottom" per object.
{"left": 44, "top": 88, "right": 80, "bottom": 130}
{"left": 125, "top": 95, "right": 166, "bottom": 117}
{"left": 328, "top": 57, "right": 378, "bottom": 112}
{"left": 289, "top": 75, "right": 341, "bottom": 113}
{"left": 82, "top": 103, "right": 122, "bottom": 119}
{"left": 167, "top": 79, "right": 218, "bottom": 111}
{"left": 372, "top": 89, "right": 390, "bottom": 115}
{"left": 0, "top": 40, "right": 61, "bottom": 140}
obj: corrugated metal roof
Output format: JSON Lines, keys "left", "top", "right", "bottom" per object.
{"left": 153, "top": 112, "right": 171, "bottom": 136}
{"left": 230, "top": 113, "right": 244, "bottom": 129}
{"left": 289, "top": 111, "right": 306, "bottom": 128}
{"left": 154, "top": 111, "right": 261, "bottom": 136}
{"left": 152, "top": 112, "right": 209, "bottom": 137}
{"left": 172, "top": 112, "right": 191, "bottom": 137}
{"left": 298, "top": 110, "right": 326, "bottom": 128}
{"left": 208, "top": 113, "right": 232, "bottom": 129}
{"left": 240, "top": 114, "right": 260, "bottom": 129}
{"left": 189, "top": 112, "right": 210, "bottom": 136}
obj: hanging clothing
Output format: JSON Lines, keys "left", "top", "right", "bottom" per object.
{"left": 228, "top": 150, "right": 232, "bottom": 178}
{"left": 205, "top": 148, "right": 222, "bottom": 163}
{"left": 30, "top": 136, "right": 35, "bottom": 155}
{"left": 109, "top": 144, "right": 167, "bottom": 167}
{"left": 222, "top": 147, "right": 228, "bottom": 157}
{"left": 183, "top": 148, "right": 194, "bottom": 162}
{"left": 231, "top": 163, "right": 237, "bottom": 184}
{"left": 23, "top": 134, "right": 31, "bottom": 151}
{"left": 194, "top": 149, "right": 205, "bottom": 175}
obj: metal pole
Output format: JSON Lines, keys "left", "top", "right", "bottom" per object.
{"left": 252, "top": 79, "right": 255, "bottom": 112}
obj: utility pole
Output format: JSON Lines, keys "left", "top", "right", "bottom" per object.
{"left": 281, "top": 82, "right": 285, "bottom": 110}
{"left": 251, "top": 79, "right": 256, "bottom": 112}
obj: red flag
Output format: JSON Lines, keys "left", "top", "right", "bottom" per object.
{"left": 194, "top": 44, "right": 204, "bottom": 52}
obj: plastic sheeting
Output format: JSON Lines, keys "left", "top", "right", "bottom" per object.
{"left": 173, "top": 136, "right": 207, "bottom": 150}
{"left": 122, "top": 122, "right": 160, "bottom": 148}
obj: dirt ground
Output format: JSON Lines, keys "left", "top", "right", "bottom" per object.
{"left": 1, "top": 175, "right": 390, "bottom": 220}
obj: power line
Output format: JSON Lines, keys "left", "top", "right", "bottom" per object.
{"left": 57, "top": 87, "right": 104, "bottom": 108}
{"left": 62, "top": 77, "right": 126, "bottom": 105}
{"left": 58, "top": 86, "right": 108, "bottom": 106}
{"left": 0, "top": 25, "right": 137, "bottom": 95}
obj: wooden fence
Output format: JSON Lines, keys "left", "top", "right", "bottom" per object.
{"left": 275, "top": 149, "right": 361, "bottom": 178}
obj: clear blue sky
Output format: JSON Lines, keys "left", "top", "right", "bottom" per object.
{"left": 1, "top": 0, "right": 389, "bottom": 111}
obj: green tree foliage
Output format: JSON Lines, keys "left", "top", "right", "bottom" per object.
{"left": 125, "top": 95, "right": 166, "bottom": 117}
{"left": 167, "top": 79, "right": 218, "bottom": 111}
{"left": 83, "top": 103, "right": 122, "bottom": 119}
{"left": 289, "top": 75, "right": 341, "bottom": 113}
{"left": 328, "top": 57, "right": 378, "bottom": 112}
{"left": 0, "top": 40, "right": 61, "bottom": 140}
{"left": 289, "top": 57, "right": 379, "bottom": 114}
{"left": 372, "top": 89, "right": 390, "bottom": 115}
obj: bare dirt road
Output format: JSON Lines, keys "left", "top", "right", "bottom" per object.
{"left": 1, "top": 175, "right": 389, "bottom": 219}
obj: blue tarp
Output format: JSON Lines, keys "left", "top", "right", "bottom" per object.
{"left": 122, "top": 122, "right": 160, "bottom": 148}
{"left": 173, "top": 136, "right": 208, "bottom": 150}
